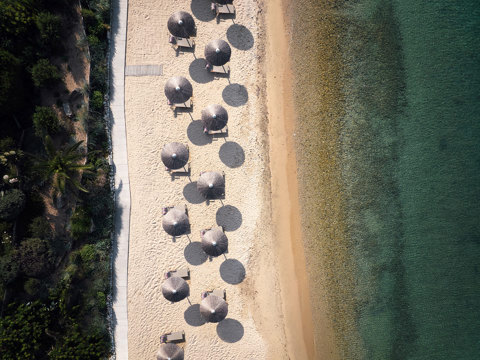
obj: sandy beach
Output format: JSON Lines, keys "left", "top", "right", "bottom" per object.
{"left": 123, "top": 0, "right": 315, "bottom": 358}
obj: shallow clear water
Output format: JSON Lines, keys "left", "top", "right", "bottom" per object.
{"left": 340, "top": 0, "right": 480, "bottom": 358}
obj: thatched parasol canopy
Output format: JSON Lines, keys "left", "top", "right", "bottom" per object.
{"left": 201, "top": 104, "right": 228, "bottom": 131}
{"left": 200, "top": 294, "right": 228, "bottom": 323}
{"left": 162, "top": 276, "right": 189, "bottom": 302}
{"left": 161, "top": 142, "right": 189, "bottom": 170}
{"left": 156, "top": 343, "right": 184, "bottom": 360}
{"left": 162, "top": 208, "right": 189, "bottom": 236}
{"left": 201, "top": 228, "right": 228, "bottom": 257}
{"left": 197, "top": 172, "right": 225, "bottom": 199}
{"left": 204, "top": 39, "right": 231, "bottom": 66}
{"left": 164, "top": 77, "right": 193, "bottom": 104}
{"left": 167, "top": 11, "right": 195, "bottom": 38}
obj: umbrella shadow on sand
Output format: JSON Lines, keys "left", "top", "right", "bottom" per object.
{"left": 222, "top": 84, "right": 248, "bottom": 107}
{"left": 184, "top": 304, "right": 207, "bottom": 326}
{"left": 216, "top": 205, "right": 242, "bottom": 231}
{"left": 220, "top": 259, "right": 246, "bottom": 284}
{"left": 219, "top": 141, "right": 245, "bottom": 168}
{"left": 189, "top": 58, "right": 215, "bottom": 84}
{"left": 184, "top": 241, "right": 208, "bottom": 265}
{"left": 187, "top": 120, "right": 213, "bottom": 146}
{"left": 217, "top": 319, "right": 244, "bottom": 343}
{"left": 191, "top": 0, "right": 216, "bottom": 22}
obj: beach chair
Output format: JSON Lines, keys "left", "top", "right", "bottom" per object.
{"left": 205, "top": 125, "right": 228, "bottom": 136}
{"left": 169, "top": 98, "right": 193, "bottom": 110}
{"left": 165, "top": 268, "right": 190, "bottom": 279}
{"left": 160, "top": 330, "right": 185, "bottom": 344}
{"left": 206, "top": 63, "right": 230, "bottom": 75}
{"left": 162, "top": 204, "right": 188, "bottom": 216}
{"left": 169, "top": 35, "right": 195, "bottom": 49}
{"left": 201, "top": 289, "right": 226, "bottom": 300}
{"left": 167, "top": 162, "right": 191, "bottom": 176}
{"left": 214, "top": 3, "right": 236, "bottom": 16}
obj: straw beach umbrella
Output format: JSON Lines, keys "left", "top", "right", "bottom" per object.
{"left": 164, "top": 77, "right": 193, "bottom": 104}
{"left": 162, "top": 276, "right": 189, "bottom": 302}
{"left": 200, "top": 294, "right": 228, "bottom": 323}
{"left": 167, "top": 11, "right": 195, "bottom": 38}
{"left": 201, "top": 104, "right": 228, "bottom": 131}
{"left": 201, "top": 228, "right": 228, "bottom": 257}
{"left": 156, "top": 343, "right": 184, "bottom": 360}
{"left": 162, "top": 208, "right": 189, "bottom": 236}
{"left": 204, "top": 39, "right": 231, "bottom": 66}
{"left": 161, "top": 142, "right": 189, "bottom": 170}
{"left": 197, "top": 172, "right": 225, "bottom": 199}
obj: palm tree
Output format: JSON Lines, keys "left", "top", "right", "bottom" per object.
{"left": 35, "top": 136, "right": 94, "bottom": 193}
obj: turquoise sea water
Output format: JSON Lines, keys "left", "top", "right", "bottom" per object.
{"left": 340, "top": 0, "right": 480, "bottom": 358}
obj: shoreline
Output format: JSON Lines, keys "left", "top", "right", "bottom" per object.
{"left": 265, "top": 0, "right": 316, "bottom": 358}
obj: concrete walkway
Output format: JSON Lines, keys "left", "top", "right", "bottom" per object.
{"left": 109, "top": 0, "right": 129, "bottom": 359}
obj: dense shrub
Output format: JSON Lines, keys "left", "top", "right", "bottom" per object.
{"left": 28, "top": 216, "right": 53, "bottom": 239}
{"left": 0, "top": 255, "right": 19, "bottom": 286}
{"left": 31, "top": 59, "right": 61, "bottom": 87}
{"left": 24, "top": 277, "right": 43, "bottom": 296}
{"left": 0, "top": 50, "right": 21, "bottom": 113}
{"left": 70, "top": 206, "right": 91, "bottom": 240}
{"left": 90, "top": 90, "right": 104, "bottom": 112}
{"left": 16, "top": 237, "right": 54, "bottom": 278}
{"left": 0, "top": 189, "right": 26, "bottom": 221}
{"left": 33, "top": 106, "right": 60, "bottom": 137}
{"left": 0, "top": 301, "right": 53, "bottom": 360}
{"left": 49, "top": 323, "right": 109, "bottom": 360}
{"left": 35, "top": 12, "right": 61, "bottom": 48}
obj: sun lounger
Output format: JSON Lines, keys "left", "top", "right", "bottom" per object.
{"left": 167, "top": 162, "right": 191, "bottom": 175}
{"left": 176, "top": 37, "right": 195, "bottom": 48}
{"left": 201, "top": 289, "right": 226, "bottom": 300}
{"left": 160, "top": 330, "right": 185, "bottom": 343}
{"left": 205, "top": 125, "right": 228, "bottom": 136}
{"left": 169, "top": 35, "right": 195, "bottom": 48}
{"left": 207, "top": 64, "right": 230, "bottom": 75}
{"left": 170, "top": 98, "right": 192, "bottom": 110}
{"left": 170, "top": 268, "right": 190, "bottom": 279}
{"left": 215, "top": 4, "right": 235, "bottom": 15}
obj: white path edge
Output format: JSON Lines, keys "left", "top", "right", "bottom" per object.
{"left": 109, "top": 0, "right": 130, "bottom": 359}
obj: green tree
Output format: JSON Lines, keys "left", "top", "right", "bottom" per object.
{"left": 35, "top": 136, "right": 93, "bottom": 194}
{"left": 90, "top": 90, "right": 104, "bottom": 112}
{"left": 0, "top": 301, "right": 53, "bottom": 360}
{"left": 35, "top": 12, "right": 61, "bottom": 48}
{"left": 0, "top": 189, "right": 26, "bottom": 221}
{"left": 0, "top": 254, "right": 19, "bottom": 286}
{"left": 0, "top": 50, "right": 21, "bottom": 114}
{"left": 32, "top": 106, "right": 60, "bottom": 137}
{"left": 31, "top": 59, "right": 61, "bottom": 87}
{"left": 49, "top": 323, "right": 109, "bottom": 359}
{"left": 0, "top": 0, "right": 34, "bottom": 37}
{"left": 70, "top": 206, "right": 91, "bottom": 240}
{"left": 28, "top": 216, "right": 53, "bottom": 239}
{"left": 16, "top": 237, "right": 54, "bottom": 278}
